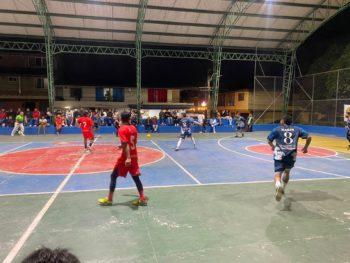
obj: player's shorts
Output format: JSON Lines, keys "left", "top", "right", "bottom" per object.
{"left": 274, "top": 153, "right": 296, "bottom": 172}
{"left": 82, "top": 131, "right": 94, "bottom": 140}
{"left": 180, "top": 131, "right": 192, "bottom": 139}
{"left": 115, "top": 159, "right": 140, "bottom": 177}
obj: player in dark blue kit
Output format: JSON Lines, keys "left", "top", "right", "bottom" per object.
{"left": 175, "top": 113, "right": 198, "bottom": 151}
{"left": 346, "top": 115, "right": 350, "bottom": 150}
{"left": 267, "top": 115, "right": 312, "bottom": 201}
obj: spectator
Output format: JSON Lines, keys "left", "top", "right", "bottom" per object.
{"left": 25, "top": 108, "right": 32, "bottom": 126}
{"left": 152, "top": 116, "right": 158, "bottom": 132}
{"left": 11, "top": 111, "right": 25, "bottom": 136}
{"left": 66, "top": 109, "right": 74, "bottom": 126}
{"left": 32, "top": 108, "right": 40, "bottom": 126}
{"left": 55, "top": 113, "right": 64, "bottom": 135}
{"left": 38, "top": 115, "right": 48, "bottom": 135}
{"left": 159, "top": 110, "right": 165, "bottom": 125}
{"left": 145, "top": 117, "right": 152, "bottom": 133}
{"left": 210, "top": 117, "right": 219, "bottom": 133}
{"left": 8, "top": 108, "right": 15, "bottom": 121}
{"left": 46, "top": 108, "right": 52, "bottom": 123}
{"left": 247, "top": 112, "right": 254, "bottom": 132}
{"left": 0, "top": 108, "right": 7, "bottom": 127}
{"left": 22, "top": 247, "right": 80, "bottom": 263}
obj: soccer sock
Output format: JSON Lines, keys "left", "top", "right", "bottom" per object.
{"left": 89, "top": 140, "right": 93, "bottom": 147}
{"left": 132, "top": 176, "right": 144, "bottom": 199}
{"left": 191, "top": 136, "right": 196, "bottom": 147}
{"left": 176, "top": 138, "right": 183, "bottom": 149}
{"left": 275, "top": 180, "right": 281, "bottom": 189}
{"left": 108, "top": 168, "right": 118, "bottom": 201}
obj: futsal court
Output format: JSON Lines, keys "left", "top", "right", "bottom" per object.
{"left": 0, "top": 131, "right": 349, "bottom": 262}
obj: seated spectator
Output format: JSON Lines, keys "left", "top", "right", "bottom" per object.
{"left": 22, "top": 247, "right": 80, "bottom": 263}
{"left": 38, "top": 116, "right": 48, "bottom": 135}
{"left": 66, "top": 109, "right": 74, "bottom": 126}
{"left": 152, "top": 116, "right": 158, "bottom": 132}
{"left": 55, "top": 113, "right": 65, "bottom": 135}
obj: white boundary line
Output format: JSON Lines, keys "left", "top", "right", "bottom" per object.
{"left": 0, "top": 142, "right": 32, "bottom": 156}
{"left": 151, "top": 140, "right": 202, "bottom": 185}
{"left": 217, "top": 136, "right": 349, "bottom": 179}
{"left": 2, "top": 138, "right": 99, "bottom": 263}
{"left": 1, "top": 176, "right": 350, "bottom": 198}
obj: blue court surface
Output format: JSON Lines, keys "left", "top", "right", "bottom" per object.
{"left": 1, "top": 132, "right": 350, "bottom": 262}
{"left": 0, "top": 133, "right": 349, "bottom": 196}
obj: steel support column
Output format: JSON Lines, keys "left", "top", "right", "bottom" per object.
{"left": 32, "top": 0, "right": 55, "bottom": 111}
{"left": 135, "top": 0, "right": 148, "bottom": 123}
{"left": 282, "top": 51, "right": 295, "bottom": 114}
{"left": 210, "top": 0, "right": 254, "bottom": 115}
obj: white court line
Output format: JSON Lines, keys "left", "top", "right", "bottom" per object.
{"left": 0, "top": 142, "right": 32, "bottom": 156}
{"left": 151, "top": 140, "right": 202, "bottom": 185}
{"left": 1, "top": 176, "right": 350, "bottom": 198}
{"left": 2, "top": 138, "right": 99, "bottom": 263}
{"left": 217, "top": 137, "right": 349, "bottom": 179}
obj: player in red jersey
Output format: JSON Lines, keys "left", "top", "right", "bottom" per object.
{"left": 77, "top": 111, "right": 95, "bottom": 152}
{"left": 98, "top": 111, "right": 148, "bottom": 206}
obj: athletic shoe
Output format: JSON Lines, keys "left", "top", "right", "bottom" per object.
{"left": 98, "top": 197, "right": 112, "bottom": 206}
{"left": 175, "top": 148, "right": 179, "bottom": 151}
{"left": 275, "top": 186, "right": 284, "bottom": 202}
{"left": 132, "top": 196, "right": 149, "bottom": 206}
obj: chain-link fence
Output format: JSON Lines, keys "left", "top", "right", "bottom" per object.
{"left": 291, "top": 67, "right": 350, "bottom": 127}
{"left": 253, "top": 76, "right": 283, "bottom": 124}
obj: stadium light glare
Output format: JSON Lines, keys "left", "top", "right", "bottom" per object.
{"left": 201, "top": 101, "right": 207, "bottom": 107}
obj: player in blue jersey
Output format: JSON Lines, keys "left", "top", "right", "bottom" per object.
{"left": 175, "top": 113, "right": 198, "bottom": 151}
{"left": 267, "top": 115, "right": 312, "bottom": 201}
{"left": 346, "top": 115, "right": 350, "bottom": 150}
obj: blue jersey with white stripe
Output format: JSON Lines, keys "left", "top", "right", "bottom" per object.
{"left": 180, "top": 117, "right": 194, "bottom": 134}
{"left": 267, "top": 125, "right": 308, "bottom": 156}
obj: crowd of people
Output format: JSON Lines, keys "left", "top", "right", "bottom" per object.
{"left": 0, "top": 107, "right": 255, "bottom": 136}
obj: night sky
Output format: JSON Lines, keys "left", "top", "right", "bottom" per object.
{"left": 54, "top": 7, "right": 350, "bottom": 91}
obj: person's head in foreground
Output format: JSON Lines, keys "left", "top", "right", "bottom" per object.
{"left": 280, "top": 115, "right": 292, "bottom": 126}
{"left": 121, "top": 111, "right": 131, "bottom": 124}
{"left": 22, "top": 247, "right": 80, "bottom": 263}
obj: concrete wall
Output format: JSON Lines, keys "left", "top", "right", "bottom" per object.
{"left": 0, "top": 75, "right": 48, "bottom": 98}
{"left": 54, "top": 86, "right": 181, "bottom": 109}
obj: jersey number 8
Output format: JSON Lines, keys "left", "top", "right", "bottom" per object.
{"left": 284, "top": 132, "right": 294, "bottom": 144}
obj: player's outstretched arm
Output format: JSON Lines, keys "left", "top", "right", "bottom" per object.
{"left": 302, "top": 136, "right": 312, "bottom": 154}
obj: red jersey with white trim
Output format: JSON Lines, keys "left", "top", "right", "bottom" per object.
{"left": 118, "top": 125, "right": 138, "bottom": 160}
{"left": 77, "top": 117, "right": 93, "bottom": 133}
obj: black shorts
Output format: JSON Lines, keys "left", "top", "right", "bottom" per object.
{"left": 347, "top": 130, "right": 350, "bottom": 141}
{"left": 274, "top": 154, "right": 296, "bottom": 172}
{"left": 180, "top": 132, "right": 192, "bottom": 139}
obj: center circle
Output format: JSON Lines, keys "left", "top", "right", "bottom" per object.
{"left": 0, "top": 145, "right": 164, "bottom": 175}
{"left": 246, "top": 144, "right": 337, "bottom": 158}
